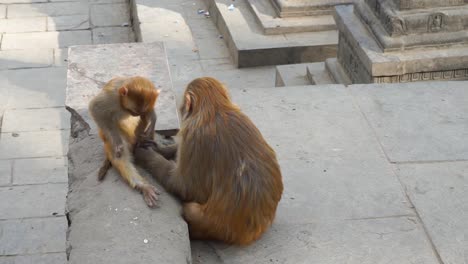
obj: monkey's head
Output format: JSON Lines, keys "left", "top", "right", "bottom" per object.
{"left": 119, "top": 76, "right": 160, "bottom": 116}
{"left": 180, "top": 77, "right": 236, "bottom": 120}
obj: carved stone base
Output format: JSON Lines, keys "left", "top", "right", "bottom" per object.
{"left": 270, "top": 0, "right": 352, "bottom": 17}
{"left": 334, "top": 5, "right": 468, "bottom": 84}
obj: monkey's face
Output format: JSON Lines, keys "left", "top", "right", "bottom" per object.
{"left": 120, "top": 89, "right": 158, "bottom": 116}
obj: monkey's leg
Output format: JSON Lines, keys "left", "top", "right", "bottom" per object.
{"left": 111, "top": 156, "right": 160, "bottom": 208}
{"left": 98, "top": 158, "right": 112, "bottom": 181}
{"left": 182, "top": 202, "right": 220, "bottom": 242}
{"left": 156, "top": 143, "right": 178, "bottom": 160}
{"left": 134, "top": 146, "right": 189, "bottom": 199}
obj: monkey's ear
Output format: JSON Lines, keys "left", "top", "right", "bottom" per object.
{"left": 118, "top": 86, "right": 128, "bottom": 96}
{"left": 184, "top": 94, "right": 192, "bottom": 113}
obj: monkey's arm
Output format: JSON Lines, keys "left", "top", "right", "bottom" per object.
{"left": 135, "top": 110, "right": 156, "bottom": 142}
{"left": 156, "top": 143, "right": 178, "bottom": 160}
{"left": 134, "top": 147, "right": 189, "bottom": 201}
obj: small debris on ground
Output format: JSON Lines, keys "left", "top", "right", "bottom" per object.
{"left": 197, "top": 9, "right": 205, "bottom": 14}
{"left": 121, "top": 22, "right": 129, "bottom": 27}
{"left": 218, "top": 35, "right": 224, "bottom": 39}
{"left": 143, "top": 239, "right": 149, "bottom": 244}
{"left": 12, "top": 133, "right": 19, "bottom": 137}
{"left": 228, "top": 4, "right": 235, "bottom": 11}
{"left": 204, "top": 11, "right": 210, "bottom": 18}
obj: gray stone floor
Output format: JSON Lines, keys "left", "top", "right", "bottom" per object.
{"left": 0, "top": 0, "right": 134, "bottom": 262}
{"left": 1, "top": 0, "right": 467, "bottom": 264}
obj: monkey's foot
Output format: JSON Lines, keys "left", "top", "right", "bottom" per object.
{"left": 140, "top": 184, "right": 160, "bottom": 208}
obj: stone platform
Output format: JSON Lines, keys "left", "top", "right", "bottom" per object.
{"left": 205, "top": 0, "right": 338, "bottom": 67}
{"left": 66, "top": 42, "right": 180, "bottom": 136}
{"left": 65, "top": 42, "right": 189, "bottom": 263}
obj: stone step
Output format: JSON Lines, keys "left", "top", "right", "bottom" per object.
{"left": 275, "top": 62, "right": 335, "bottom": 86}
{"left": 65, "top": 42, "right": 190, "bottom": 264}
{"left": 205, "top": 0, "right": 338, "bottom": 68}
{"left": 247, "top": 0, "right": 336, "bottom": 35}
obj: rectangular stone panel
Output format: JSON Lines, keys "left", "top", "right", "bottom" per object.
{"left": 0, "top": 253, "right": 67, "bottom": 264}
{"left": 392, "top": 0, "right": 465, "bottom": 10}
{"left": 271, "top": 0, "right": 352, "bottom": 17}
{"left": 66, "top": 42, "right": 180, "bottom": 135}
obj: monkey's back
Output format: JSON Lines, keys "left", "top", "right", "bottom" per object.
{"left": 181, "top": 110, "right": 283, "bottom": 244}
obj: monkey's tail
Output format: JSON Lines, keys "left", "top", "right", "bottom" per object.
{"left": 98, "top": 159, "right": 112, "bottom": 181}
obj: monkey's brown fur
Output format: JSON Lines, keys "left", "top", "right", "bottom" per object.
{"left": 135, "top": 77, "right": 283, "bottom": 245}
{"left": 89, "top": 76, "right": 161, "bottom": 207}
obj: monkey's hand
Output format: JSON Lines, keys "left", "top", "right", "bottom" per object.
{"left": 139, "top": 184, "right": 160, "bottom": 208}
{"left": 136, "top": 138, "right": 158, "bottom": 151}
{"left": 114, "top": 143, "right": 125, "bottom": 158}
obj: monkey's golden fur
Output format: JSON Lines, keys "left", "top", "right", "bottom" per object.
{"left": 89, "top": 76, "right": 160, "bottom": 207}
{"left": 135, "top": 77, "right": 283, "bottom": 245}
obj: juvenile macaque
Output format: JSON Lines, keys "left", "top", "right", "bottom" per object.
{"left": 89, "top": 76, "right": 161, "bottom": 208}
{"left": 135, "top": 77, "right": 283, "bottom": 245}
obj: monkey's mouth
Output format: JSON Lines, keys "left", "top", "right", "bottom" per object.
{"left": 128, "top": 110, "right": 140, "bottom": 116}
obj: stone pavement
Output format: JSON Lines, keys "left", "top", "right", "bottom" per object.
{"left": 0, "top": 0, "right": 467, "bottom": 263}
{"left": 0, "top": 0, "right": 134, "bottom": 262}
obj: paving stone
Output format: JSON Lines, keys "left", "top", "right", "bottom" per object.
{"left": 13, "top": 157, "right": 68, "bottom": 185}
{"left": 227, "top": 85, "right": 413, "bottom": 222}
{"left": 0, "top": 67, "right": 66, "bottom": 108}
{"left": 47, "top": 15, "right": 90, "bottom": 31}
{"left": 0, "top": 184, "right": 67, "bottom": 219}
{"left": 167, "top": 58, "right": 204, "bottom": 83}
{"left": 0, "top": 130, "right": 69, "bottom": 159}
{"left": 66, "top": 42, "right": 179, "bottom": 135}
{"left": 195, "top": 36, "right": 230, "bottom": 59}
{"left": 0, "top": 5, "right": 6, "bottom": 19}
{"left": 2, "top": 30, "right": 92, "bottom": 49}
{"left": 0, "top": 49, "right": 53, "bottom": 70}
{"left": 67, "top": 135, "right": 191, "bottom": 264}
{"left": 0, "top": 160, "right": 11, "bottom": 186}
{"left": 2, "top": 108, "right": 70, "bottom": 132}
{"left": 90, "top": 3, "right": 130, "bottom": 27}
{"left": 350, "top": 81, "right": 468, "bottom": 162}
{"left": 207, "top": 66, "right": 277, "bottom": 89}
{"left": 7, "top": 2, "right": 88, "bottom": 18}
{"left": 199, "top": 57, "right": 236, "bottom": 72}
{"left": 397, "top": 162, "right": 468, "bottom": 264}
{"left": 0, "top": 17, "right": 46, "bottom": 33}
{"left": 0, "top": 253, "right": 67, "bottom": 264}
{"left": 90, "top": 0, "right": 126, "bottom": 3}
{"left": 210, "top": 218, "right": 439, "bottom": 264}
{"left": 53, "top": 48, "right": 68, "bottom": 67}
{"left": 0, "top": 217, "right": 67, "bottom": 255}
{"left": 92, "top": 26, "right": 134, "bottom": 44}
{"left": 0, "top": 0, "right": 46, "bottom": 3}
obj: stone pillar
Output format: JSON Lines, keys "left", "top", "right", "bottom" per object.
{"left": 331, "top": 0, "right": 468, "bottom": 83}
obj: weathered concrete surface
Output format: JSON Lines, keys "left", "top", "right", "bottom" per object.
{"left": 67, "top": 133, "right": 191, "bottom": 264}
{"left": 397, "top": 162, "right": 468, "bottom": 264}
{"left": 66, "top": 42, "right": 180, "bottom": 135}
{"left": 194, "top": 84, "right": 438, "bottom": 263}
{"left": 350, "top": 81, "right": 468, "bottom": 162}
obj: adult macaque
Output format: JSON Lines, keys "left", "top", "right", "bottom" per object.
{"left": 89, "top": 76, "right": 161, "bottom": 208}
{"left": 135, "top": 77, "right": 283, "bottom": 245}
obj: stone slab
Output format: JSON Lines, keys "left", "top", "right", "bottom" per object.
{"left": 1, "top": 108, "right": 70, "bottom": 132}
{"left": 397, "top": 162, "right": 468, "bottom": 264}
{"left": 271, "top": 0, "right": 352, "bottom": 17}
{"left": 393, "top": 0, "right": 465, "bottom": 10}
{"left": 47, "top": 15, "right": 90, "bottom": 31}
{"left": 0, "top": 131, "right": 69, "bottom": 159}
{"left": 0, "top": 160, "right": 11, "bottom": 186}
{"left": 2, "top": 30, "right": 92, "bottom": 50}
{"left": 7, "top": 2, "right": 88, "bottom": 18}
{"left": 206, "top": 0, "right": 337, "bottom": 67}
{"left": 53, "top": 48, "right": 68, "bottom": 67}
{"left": 306, "top": 62, "right": 333, "bottom": 84}
{"left": 248, "top": 0, "right": 336, "bottom": 35}
{"left": 90, "top": 3, "right": 130, "bottom": 27}
{"left": 0, "top": 17, "right": 46, "bottom": 33}
{"left": 211, "top": 217, "right": 438, "bottom": 263}
{"left": 325, "top": 57, "right": 351, "bottom": 85}
{"left": 0, "top": 184, "right": 67, "bottom": 219}
{"left": 0, "top": 49, "right": 53, "bottom": 70}
{"left": 0, "top": 253, "right": 67, "bottom": 264}
{"left": 275, "top": 63, "right": 313, "bottom": 87}
{"left": 0, "top": 6, "right": 5, "bottom": 19}
{"left": 13, "top": 157, "right": 68, "bottom": 185}
{"left": 66, "top": 42, "right": 179, "bottom": 135}
{"left": 92, "top": 26, "right": 134, "bottom": 44}
{"left": 0, "top": 217, "right": 67, "bottom": 255}
{"left": 350, "top": 81, "right": 468, "bottom": 163}
{"left": 67, "top": 134, "right": 191, "bottom": 264}
{"left": 233, "top": 85, "right": 413, "bottom": 222}
{"left": 0, "top": 67, "right": 66, "bottom": 109}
